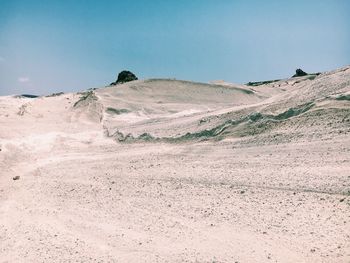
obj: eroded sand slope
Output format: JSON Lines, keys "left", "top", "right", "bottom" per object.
{"left": 1, "top": 66, "right": 349, "bottom": 262}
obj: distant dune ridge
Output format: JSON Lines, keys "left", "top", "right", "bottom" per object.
{"left": 0, "top": 66, "right": 349, "bottom": 262}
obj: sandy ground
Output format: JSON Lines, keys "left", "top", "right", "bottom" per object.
{"left": 1, "top": 66, "right": 349, "bottom": 262}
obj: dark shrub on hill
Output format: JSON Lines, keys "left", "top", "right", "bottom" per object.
{"left": 110, "top": 70, "right": 138, "bottom": 85}
{"left": 293, "top": 68, "right": 308, "bottom": 77}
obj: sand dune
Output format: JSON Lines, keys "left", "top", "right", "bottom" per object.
{"left": 0, "top": 66, "right": 349, "bottom": 262}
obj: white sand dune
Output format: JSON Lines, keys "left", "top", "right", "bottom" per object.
{"left": 0, "top": 66, "right": 349, "bottom": 262}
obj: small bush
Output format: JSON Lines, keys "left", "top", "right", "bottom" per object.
{"left": 106, "top": 107, "right": 130, "bottom": 115}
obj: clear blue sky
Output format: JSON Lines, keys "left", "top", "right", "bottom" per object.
{"left": 0, "top": 0, "right": 349, "bottom": 95}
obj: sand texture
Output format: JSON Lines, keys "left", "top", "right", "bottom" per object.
{"left": 1, "top": 66, "right": 350, "bottom": 262}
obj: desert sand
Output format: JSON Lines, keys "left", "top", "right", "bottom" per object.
{"left": 0, "top": 66, "right": 349, "bottom": 262}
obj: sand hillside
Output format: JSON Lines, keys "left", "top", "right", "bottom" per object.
{"left": 0, "top": 66, "right": 349, "bottom": 262}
